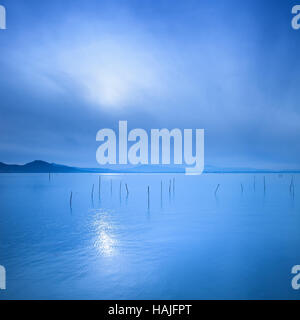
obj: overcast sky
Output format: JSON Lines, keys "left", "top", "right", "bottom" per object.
{"left": 0, "top": 0, "right": 300, "bottom": 169}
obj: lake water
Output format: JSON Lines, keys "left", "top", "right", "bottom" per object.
{"left": 0, "top": 173, "right": 299, "bottom": 300}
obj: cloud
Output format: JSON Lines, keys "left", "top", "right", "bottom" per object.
{"left": 3, "top": 14, "right": 172, "bottom": 112}
{"left": 1, "top": 0, "right": 300, "bottom": 168}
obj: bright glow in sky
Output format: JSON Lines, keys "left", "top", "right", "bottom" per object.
{"left": 58, "top": 39, "right": 163, "bottom": 109}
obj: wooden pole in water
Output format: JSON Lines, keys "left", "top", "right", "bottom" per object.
{"left": 125, "top": 183, "right": 129, "bottom": 196}
{"left": 49, "top": 172, "right": 51, "bottom": 182}
{"left": 254, "top": 176, "right": 256, "bottom": 191}
{"left": 290, "top": 176, "right": 295, "bottom": 198}
{"left": 70, "top": 191, "right": 73, "bottom": 208}
{"left": 241, "top": 183, "right": 244, "bottom": 193}
{"left": 147, "top": 186, "right": 150, "bottom": 209}
{"left": 169, "top": 180, "right": 171, "bottom": 195}
{"left": 215, "top": 184, "right": 220, "bottom": 195}
{"left": 290, "top": 176, "right": 294, "bottom": 193}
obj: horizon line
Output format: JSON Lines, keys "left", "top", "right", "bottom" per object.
{"left": 0, "top": 159, "right": 300, "bottom": 174}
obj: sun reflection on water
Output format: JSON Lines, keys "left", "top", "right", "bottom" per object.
{"left": 92, "top": 211, "right": 118, "bottom": 257}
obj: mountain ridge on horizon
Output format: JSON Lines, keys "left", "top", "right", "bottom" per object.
{"left": 0, "top": 160, "right": 299, "bottom": 174}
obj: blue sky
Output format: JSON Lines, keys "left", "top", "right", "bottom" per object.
{"left": 0, "top": 0, "right": 300, "bottom": 169}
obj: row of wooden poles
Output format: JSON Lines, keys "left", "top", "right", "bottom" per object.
{"left": 44, "top": 174, "right": 295, "bottom": 209}
{"left": 214, "top": 176, "right": 296, "bottom": 197}
{"left": 69, "top": 177, "right": 176, "bottom": 209}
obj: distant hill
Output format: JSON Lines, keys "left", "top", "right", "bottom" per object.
{"left": 0, "top": 161, "right": 183, "bottom": 173}
{"left": 0, "top": 160, "right": 299, "bottom": 174}
{"left": 0, "top": 160, "right": 113, "bottom": 173}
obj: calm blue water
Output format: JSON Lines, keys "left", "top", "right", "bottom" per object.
{"left": 0, "top": 173, "right": 299, "bottom": 300}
